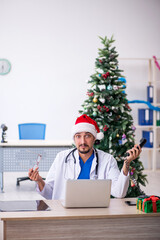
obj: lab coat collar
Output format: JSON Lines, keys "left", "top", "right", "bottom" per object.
{"left": 65, "top": 149, "right": 81, "bottom": 180}
{"left": 90, "top": 150, "right": 97, "bottom": 177}
{"left": 74, "top": 149, "right": 81, "bottom": 179}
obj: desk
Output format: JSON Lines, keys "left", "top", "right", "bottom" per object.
{"left": 0, "top": 198, "right": 160, "bottom": 240}
{"left": 0, "top": 141, "right": 72, "bottom": 191}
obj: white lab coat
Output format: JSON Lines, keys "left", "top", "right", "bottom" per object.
{"left": 37, "top": 148, "right": 130, "bottom": 200}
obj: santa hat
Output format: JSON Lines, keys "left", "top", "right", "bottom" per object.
{"left": 72, "top": 114, "right": 104, "bottom": 140}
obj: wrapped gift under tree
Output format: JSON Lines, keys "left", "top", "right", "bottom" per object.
{"left": 137, "top": 195, "right": 160, "bottom": 213}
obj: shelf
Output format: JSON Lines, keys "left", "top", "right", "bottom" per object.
{"left": 129, "top": 58, "right": 160, "bottom": 171}
{"left": 120, "top": 58, "right": 160, "bottom": 170}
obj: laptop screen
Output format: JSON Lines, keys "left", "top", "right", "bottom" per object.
{"left": 0, "top": 200, "right": 50, "bottom": 212}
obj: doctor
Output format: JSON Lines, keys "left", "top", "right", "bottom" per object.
{"left": 28, "top": 114, "right": 141, "bottom": 200}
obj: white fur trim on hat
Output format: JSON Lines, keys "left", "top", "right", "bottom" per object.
{"left": 96, "top": 131, "right": 104, "bottom": 140}
{"left": 72, "top": 122, "right": 104, "bottom": 140}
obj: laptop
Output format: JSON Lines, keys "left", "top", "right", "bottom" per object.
{"left": 61, "top": 179, "right": 111, "bottom": 208}
{"left": 0, "top": 200, "right": 50, "bottom": 212}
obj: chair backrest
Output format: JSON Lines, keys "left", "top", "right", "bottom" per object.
{"left": 18, "top": 123, "right": 46, "bottom": 140}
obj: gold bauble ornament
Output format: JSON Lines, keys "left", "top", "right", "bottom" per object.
{"left": 116, "top": 134, "right": 119, "bottom": 137}
{"left": 93, "top": 97, "right": 98, "bottom": 103}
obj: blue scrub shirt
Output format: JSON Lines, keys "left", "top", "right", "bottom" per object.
{"left": 78, "top": 152, "right": 94, "bottom": 179}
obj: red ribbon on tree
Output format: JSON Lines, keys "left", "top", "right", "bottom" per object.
{"left": 142, "top": 196, "right": 159, "bottom": 212}
{"left": 103, "top": 106, "right": 109, "bottom": 112}
{"left": 103, "top": 125, "right": 108, "bottom": 131}
{"left": 102, "top": 72, "right": 110, "bottom": 79}
{"left": 87, "top": 92, "right": 94, "bottom": 97}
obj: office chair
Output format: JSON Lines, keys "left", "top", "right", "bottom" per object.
{"left": 16, "top": 123, "right": 46, "bottom": 186}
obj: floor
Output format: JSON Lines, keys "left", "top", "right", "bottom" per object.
{"left": 0, "top": 170, "right": 160, "bottom": 239}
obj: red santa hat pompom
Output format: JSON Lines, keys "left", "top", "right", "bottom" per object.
{"left": 72, "top": 114, "right": 104, "bottom": 140}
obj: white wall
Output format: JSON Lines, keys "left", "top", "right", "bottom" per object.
{"left": 0, "top": 0, "right": 160, "bottom": 144}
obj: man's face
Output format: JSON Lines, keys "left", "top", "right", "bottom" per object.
{"left": 74, "top": 132, "right": 95, "bottom": 154}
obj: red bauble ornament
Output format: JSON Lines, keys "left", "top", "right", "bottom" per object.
{"left": 131, "top": 179, "right": 135, "bottom": 187}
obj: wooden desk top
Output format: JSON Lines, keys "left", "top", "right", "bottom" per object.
{"left": 1, "top": 198, "right": 160, "bottom": 221}
{"left": 0, "top": 140, "right": 73, "bottom": 147}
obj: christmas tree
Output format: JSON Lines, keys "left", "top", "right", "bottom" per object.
{"left": 79, "top": 36, "right": 147, "bottom": 197}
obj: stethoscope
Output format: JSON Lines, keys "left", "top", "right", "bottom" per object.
{"left": 64, "top": 148, "right": 99, "bottom": 180}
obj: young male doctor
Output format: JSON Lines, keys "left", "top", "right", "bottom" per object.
{"left": 28, "top": 114, "right": 141, "bottom": 200}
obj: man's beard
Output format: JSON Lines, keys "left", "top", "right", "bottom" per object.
{"left": 78, "top": 144, "right": 92, "bottom": 154}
